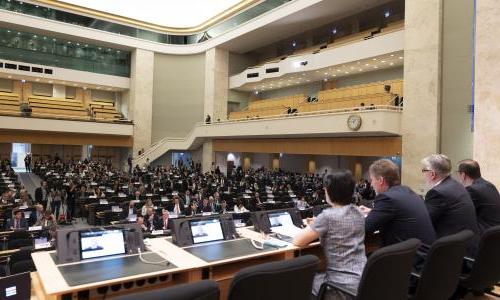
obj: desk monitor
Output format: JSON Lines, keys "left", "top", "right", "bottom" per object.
{"left": 127, "top": 214, "right": 137, "bottom": 222}
{"left": 189, "top": 219, "right": 224, "bottom": 244}
{"left": 268, "top": 211, "right": 294, "bottom": 228}
{"left": 0, "top": 272, "right": 31, "bottom": 300}
{"left": 79, "top": 229, "right": 126, "bottom": 260}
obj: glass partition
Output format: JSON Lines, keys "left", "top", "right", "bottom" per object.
{"left": 0, "top": 27, "right": 130, "bottom": 76}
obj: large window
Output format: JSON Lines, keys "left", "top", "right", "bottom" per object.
{"left": 0, "top": 27, "right": 131, "bottom": 77}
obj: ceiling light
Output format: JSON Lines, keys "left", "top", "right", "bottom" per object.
{"left": 374, "top": 66, "right": 379, "bottom": 69}
{"left": 324, "top": 72, "right": 328, "bottom": 75}
{"left": 324, "top": 78, "right": 328, "bottom": 82}
{"left": 381, "top": 60, "right": 386, "bottom": 63}
{"left": 372, "top": 58, "right": 377, "bottom": 61}
{"left": 332, "top": 74, "right": 336, "bottom": 77}
{"left": 399, "top": 56, "right": 403, "bottom": 59}
{"left": 359, "top": 69, "right": 363, "bottom": 72}
{"left": 345, "top": 71, "right": 349, "bottom": 74}
{"left": 390, "top": 54, "right": 395, "bottom": 57}
{"left": 35, "top": 78, "right": 40, "bottom": 81}
{"left": 337, "top": 69, "right": 341, "bottom": 72}
{"left": 390, "top": 62, "right": 394, "bottom": 66}
{"left": 365, "top": 64, "right": 370, "bottom": 66}
{"left": 8, "top": 76, "right": 12, "bottom": 79}
{"left": 48, "top": 80, "right": 53, "bottom": 83}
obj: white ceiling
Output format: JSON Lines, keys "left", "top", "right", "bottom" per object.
{"left": 56, "top": 0, "right": 243, "bottom": 28}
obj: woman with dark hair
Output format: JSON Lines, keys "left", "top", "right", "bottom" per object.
{"left": 294, "top": 170, "right": 366, "bottom": 300}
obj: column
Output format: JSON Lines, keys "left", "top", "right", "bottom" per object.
{"left": 128, "top": 49, "right": 154, "bottom": 156}
{"left": 401, "top": 0, "right": 443, "bottom": 193}
{"left": 243, "top": 153, "right": 252, "bottom": 171}
{"left": 202, "top": 141, "right": 214, "bottom": 173}
{"left": 204, "top": 47, "right": 229, "bottom": 122}
{"left": 473, "top": 0, "right": 500, "bottom": 188}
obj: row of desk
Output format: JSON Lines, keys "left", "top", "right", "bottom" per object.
{"left": 31, "top": 225, "right": 380, "bottom": 300}
{"left": 31, "top": 226, "right": 330, "bottom": 300}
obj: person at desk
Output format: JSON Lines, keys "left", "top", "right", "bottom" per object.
{"left": 161, "top": 209, "right": 170, "bottom": 230}
{"left": 172, "top": 195, "right": 185, "bottom": 215}
{"left": 359, "top": 159, "right": 436, "bottom": 247}
{"left": 19, "top": 189, "right": 33, "bottom": 207}
{"left": 144, "top": 207, "right": 161, "bottom": 231}
{"left": 200, "top": 198, "right": 213, "bottom": 213}
{"left": 132, "top": 190, "right": 142, "bottom": 201}
{"left": 421, "top": 154, "right": 479, "bottom": 256}
{"left": 8, "top": 210, "right": 28, "bottom": 230}
{"left": 186, "top": 202, "right": 200, "bottom": 216}
{"left": 30, "top": 204, "right": 45, "bottom": 226}
{"left": 217, "top": 200, "right": 229, "bottom": 214}
{"left": 456, "top": 159, "right": 500, "bottom": 234}
{"left": 0, "top": 190, "right": 13, "bottom": 204}
{"left": 293, "top": 170, "right": 366, "bottom": 299}
{"left": 35, "top": 180, "right": 49, "bottom": 210}
{"left": 136, "top": 216, "right": 147, "bottom": 232}
{"left": 184, "top": 189, "right": 193, "bottom": 206}
{"left": 141, "top": 198, "right": 154, "bottom": 216}
{"left": 77, "top": 185, "right": 89, "bottom": 199}
{"left": 233, "top": 199, "right": 249, "bottom": 213}
{"left": 296, "top": 196, "right": 310, "bottom": 210}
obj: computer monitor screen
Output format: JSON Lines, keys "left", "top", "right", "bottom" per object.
{"left": 79, "top": 229, "right": 126, "bottom": 260}
{"left": 268, "top": 211, "right": 294, "bottom": 228}
{"left": 189, "top": 219, "right": 224, "bottom": 244}
{"left": 0, "top": 272, "right": 31, "bottom": 300}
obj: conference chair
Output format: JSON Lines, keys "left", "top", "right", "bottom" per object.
{"left": 112, "top": 280, "right": 219, "bottom": 300}
{"left": 227, "top": 254, "right": 319, "bottom": 300}
{"left": 10, "top": 259, "right": 36, "bottom": 274}
{"left": 7, "top": 238, "right": 32, "bottom": 250}
{"left": 317, "top": 238, "right": 421, "bottom": 300}
{"left": 454, "top": 225, "right": 500, "bottom": 298}
{"left": 409, "top": 230, "right": 474, "bottom": 300}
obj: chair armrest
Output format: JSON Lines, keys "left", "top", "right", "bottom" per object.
{"left": 318, "top": 282, "right": 357, "bottom": 299}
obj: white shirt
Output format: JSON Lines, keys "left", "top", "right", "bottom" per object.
{"left": 234, "top": 205, "right": 249, "bottom": 213}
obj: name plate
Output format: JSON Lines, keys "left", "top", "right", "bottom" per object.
{"left": 29, "top": 226, "right": 42, "bottom": 231}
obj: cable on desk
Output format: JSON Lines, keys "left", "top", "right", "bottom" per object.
{"left": 137, "top": 248, "right": 170, "bottom": 266}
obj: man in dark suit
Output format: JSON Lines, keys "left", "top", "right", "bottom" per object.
{"left": 361, "top": 159, "right": 436, "bottom": 246}
{"left": 421, "top": 154, "right": 479, "bottom": 256}
{"left": 457, "top": 159, "right": 500, "bottom": 234}
{"left": 7, "top": 210, "right": 28, "bottom": 230}
{"left": 35, "top": 181, "right": 49, "bottom": 210}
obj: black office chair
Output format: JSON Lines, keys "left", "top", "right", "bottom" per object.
{"left": 410, "top": 230, "right": 474, "bottom": 300}
{"left": 227, "top": 254, "right": 319, "bottom": 300}
{"left": 8, "top": 238, "right": 32, "bottom": 250}
{"left": 318, "top": 238, "right": 421, "bottom": 300}
{"left": 10, "top": 259, "right": 36, "bottom": 274}
{"left": 454, "top": 225, "right": 500, "bottom": 298}
{"left": 112, "top": 279, "right": 219, "bottom": 300}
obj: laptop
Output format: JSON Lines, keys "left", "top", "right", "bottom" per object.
{"left": 0, "top": 272, "right": 31, "bottom": 300}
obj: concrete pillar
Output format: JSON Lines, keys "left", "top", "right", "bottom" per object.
{"left": 204, "top": 47, "right": 229, "bottom": 122}
{"left": 202, "top": 141, "right": 214, "bottom": 173}
{"left": 401, "top": 0, "right": 443, "bottom": 193}
{"left": 128, "top": 49, "right": 154, "bottom": 156}
{"left": 473, "top": 0, "right": 500, "bottom": 188}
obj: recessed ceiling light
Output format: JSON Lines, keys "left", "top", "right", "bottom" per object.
{"left": 399, "top": 56, "right": 403, "bottom": 59}
{"left": 323, "top": 78, "right": 328, "bottom": 82}
{"left": 324, "top": 72, "right": 328, "bottom": 75}
{"left": 372, "top": 58, "right": 377, "bottom": 61}
{"left": 48, "top": 80, "right": 53, "bottom": 83}
{"left": 345, "top": 71, "right": 349, "bottom": 74}
{"left": 374, "top": 66, "right": 379, "bottom": 69}
{"left": 332, "top": 74, "right": 336, "bottom": 77}
{"left": 337, "top": 69, "right": 341, "bottom": 72}
{"left": 365, "top": 64, "right": 370, "bottom": 66}
{"left": 359, "top": 69, "right": 363, "bottom": 72}
{"left": 35, "top": 78, "right": 40, "bottom": 81}
{"left": 381, "top": 60, "right": 386, "bottom": 63}
{"left": 390, "top": 54, "right": 395, "bottom": 57}
{"left": 8, "top": 76, "right": 12, "bottom": 79}
{"left": 390, "top": 62, "right": 394, "bottom": 66}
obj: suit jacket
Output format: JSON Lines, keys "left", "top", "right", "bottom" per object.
{"left": 7, "top": 218, "right": 28, "bottom": 230}
{"left": 35, "top": 187, "right": 48, "bottom": 203}
{"left": 466, "top": 177, "right": 500, "bottom": 234}
{"left": 366, "top": 185, "right": 436, "bottom": 246}
{"left": 144, "top": 214, "right": 162, "bottom": 231}
{"left": 425, "top": 176, "right": 479, "bottom": 256}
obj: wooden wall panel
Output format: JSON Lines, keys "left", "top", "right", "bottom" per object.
{"left": 213, "top": 136, "right": 402, "bottom": 157}
{"left": 0, "top": 129, "right": 133, "bottom": 147}
{"left": 0, "top": 143, "right": 11, "bottom": 161}
{"left": 31, "top": 144, "right": 82, "bottom": 162}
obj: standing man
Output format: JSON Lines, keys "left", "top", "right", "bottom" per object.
{"left": 35, "top": 180, "right": 49, "bottom": 210}
{"left": 127, "top": 156, "right": 133, "bottom": 174}
{"left": 457, "top": 159, "right": 500, "bottom": 234}
{"left": 421, "top": 154, "right": 479, "bottom": 256}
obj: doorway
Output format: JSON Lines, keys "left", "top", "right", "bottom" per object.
{"left": 11, "top": 143, "right": 31, "bottom": 172}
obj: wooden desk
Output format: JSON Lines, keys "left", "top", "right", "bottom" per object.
{"left": 31, "top": 227, "right": 377, "bottom": 300}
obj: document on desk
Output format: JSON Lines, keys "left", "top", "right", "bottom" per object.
{"left": 271, "top": 225, "right": 303, "bottom": 239}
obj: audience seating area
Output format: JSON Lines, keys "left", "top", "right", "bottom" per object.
{"left": 0, "top": 91, "right": 21, "bottom": 116}
{"left": 228, "top": 80, "right": 403, "bottom": 120}
{"left": 229, "top": 94, "right": 305, "bottom": 119}
{"left": 252, "top": 20, "right": 404, "bottom": 68}
{"left": 0, "top": 91, "right": 126, "bottom": 122}
{"left": 89, "top": 101, "right": 123, "bottom": 120}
